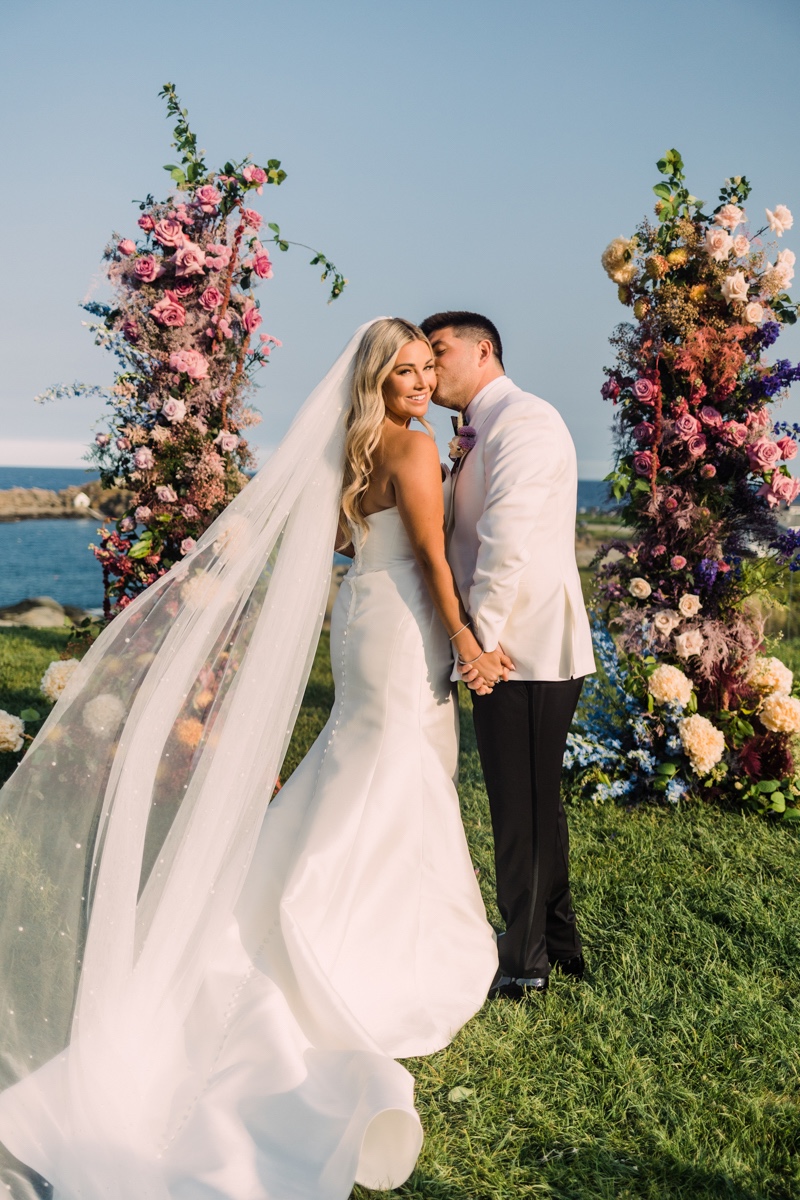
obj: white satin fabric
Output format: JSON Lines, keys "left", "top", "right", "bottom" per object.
{"left": 1, "top": 500, "right": 497, "bottom": 1199}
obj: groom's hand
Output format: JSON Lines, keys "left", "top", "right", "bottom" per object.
{"left": 460, "top": 646, "right": 515, "bottom": 691}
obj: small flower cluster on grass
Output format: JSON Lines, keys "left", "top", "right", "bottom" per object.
{"left": 568, "top": 151, "right": 800, "bottom": 820}
{"left": 38, "top": 84, "right": 345, "bottom": 618}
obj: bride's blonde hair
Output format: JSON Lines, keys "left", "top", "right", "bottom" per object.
{"left": 342, "top": 317, "right": 435, "bottom": 537}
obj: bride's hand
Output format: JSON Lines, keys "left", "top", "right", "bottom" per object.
{"left": 459, "top": 646, "right": 514, "bottom": 690}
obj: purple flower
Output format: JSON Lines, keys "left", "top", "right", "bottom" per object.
{"left": 601, "top": 378, "right": 620, "bottom": 401}
{"left": 695, "top": 558, "right": 720, "bottom": 590}
{"left": 457, "top": 425, "right": 477, "bottom": 451}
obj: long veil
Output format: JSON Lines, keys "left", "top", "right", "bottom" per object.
{"left": 0, "top": 320, "right": 378, "bottom": 1197}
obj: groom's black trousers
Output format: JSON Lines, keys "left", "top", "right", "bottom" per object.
{"left": 472, "top": 677, "right": 584, "bottom": 978}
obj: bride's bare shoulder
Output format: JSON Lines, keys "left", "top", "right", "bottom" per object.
{"left": 390, "top": 428, "right": 440, "bottom": 475}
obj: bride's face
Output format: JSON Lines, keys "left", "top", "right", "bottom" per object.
{"left": 382, "top": 340, "right": 436, "bottom": 426}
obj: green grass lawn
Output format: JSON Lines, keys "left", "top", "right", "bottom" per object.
{"left": 1, "top": 627, "right": 799, "bottom": 1198}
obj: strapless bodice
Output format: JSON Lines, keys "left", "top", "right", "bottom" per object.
{"left": 353, "top": 507, "right": 415, "bottom": 573}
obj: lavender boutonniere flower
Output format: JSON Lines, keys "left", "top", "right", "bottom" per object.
{"left": 448, "top": 425, "right": 477, "bottom": 463}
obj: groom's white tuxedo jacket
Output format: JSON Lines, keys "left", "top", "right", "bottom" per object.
{"left": 447, "top": 376, "right": 595, "bottom": 682}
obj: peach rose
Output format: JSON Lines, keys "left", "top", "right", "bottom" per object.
{"left": 721, "top": 270, "right": 748, "bottom": 304}
{"left": 675, "top": 629, "right": 704, "bottom": 659}
{"left": 744, "top": 302, "right": 764, "bottom": 325}
{"left": 732, "top": 234, "right": 750, "bottom": 257}
{"left": 678, "top": 593, "right": 702, "bottom": 618}
{"left": 652, "top": 609, "right": 680, "bottom": 636}
{"left": 765, "top": 205, "right": 793, "bottom": 236}
{"left": 713, "top": 204, "right": 744, "bottom": 231}
{"left": 629, "top": 577, "right": 652, "bottom": 599}
{"left": 704, "top": 227, "right": 733, "bottom": 262}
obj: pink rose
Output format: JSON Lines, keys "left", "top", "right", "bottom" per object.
{"left": 687, "top": 434, "right": 707, "bottom": 458}
{"left": 174, "top": 241, "right": 206, "bottom": 277}
{"left": 194, "top": 185, "right": 221, "bottom": 213}
{"left": 133, "top": 447, "right": 154, "bottom": 470}
{"left": 150, "top": 297, "right": 186, "bottom": 327}
{"left": 118, "top": 239, "right": 136, "bottom": 257}
{"left": 771, "top": 473, "right": 800, "bottom": 504}
{"left": 733, "top": 234, "right": 750, "bottom": 257}
{"left": 699, "top": 406, "right": 722, "bottom": 429}
{"left": 95, "top": 432, "right": 110, "bottom": 447}
{"left": 671, "top": 555, "right": 687, "bottom": 570}
{"left": 156, "top": 485, "right": 178, "bottom": 503}
{"left": 252, "top": 251, "right": 273, "bottom": 279}
{"left": 747, "top": 438, "right": 782, "bottom": 472}
{"left": 134, "top": 505, "right": 152, "bottom": 522}
{"left": 777, "top": 436, "right": 798, "bottom": 461}
{"left": 138, "top": 214, "right": 155, "bottom": 232}
{"left": 242, "top": 208, "right": 262, "bottom": 230}
{"left": 713, "top": 204, "right": 744, "bottom": 231}
{"left": 633, "top": 378, "right": 656, "bottom": 403}
{"left": 169, "top": 283, "right": 195, "bottom": 299}
{"left": 199, "top": 286, "right": 224, "bottom": 310}
{"left": 243, "top": 304, "right": 262, "bottom": 334}
{"left": 169, "top": 349, "right": 209, "bottom": 380}
{"left": 180, "top": 537, "right": 197, "bottom": 556}
{"left": 242, "top": 165, "right": 267, "bottom": 192}
{"left": 182, "top": 503, "right": 200, "bottom": 519}
{"left": 214, "top": 430, "right": 240, "bottom": 453}
{"left": 115, "top": 436, "right": 131, "bottom": 450}
{"left": 633, "top": 450, "right": 653, "bottom": 477}
{"left": 633, "top": 421, "right": 654, "bottom": 445}
{"left": 153, "top": 218, "right": 186, "bottom": 248}
{"left": 161, "top": 397, "right": 187, "bottom": 423}
{"left": 134, "top": 255, "right": 160, "bottom": 283}
{"left": 747, "top": 407, "right": 771, "bottom": 431}
{"left": 723, "top": 421, "right": 748, "bottom": 447}
{"left": 122, "top": 319, "right": 139, "bottom": 343}
{"left": 700, "top": 463, "right": 717, "bottom": 478}
{"left": 675, "top": 413, "right": 701, "bottom": 439}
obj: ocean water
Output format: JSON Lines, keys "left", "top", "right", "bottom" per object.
{"left": 0, "top": 468, "right": 612, "bottom": 611}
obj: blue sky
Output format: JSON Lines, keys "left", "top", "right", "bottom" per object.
{"left": 1, "top": 0, "right": 799, "bottom": 475}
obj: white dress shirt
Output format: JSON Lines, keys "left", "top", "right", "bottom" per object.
{"left": 447, "top": 376, "right": 595, "bottom": 682}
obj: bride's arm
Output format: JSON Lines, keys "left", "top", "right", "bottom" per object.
{"left": 392, "top": 432, "right": 511, "bottom": 688}
{"left": 334, "top": 512, "right": 354, "bottom": 558}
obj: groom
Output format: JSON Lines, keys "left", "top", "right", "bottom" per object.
{"left": 420, "top": 311, "right": 596, "bottom": 998}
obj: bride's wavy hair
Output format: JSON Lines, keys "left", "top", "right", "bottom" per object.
{"left": 342, "top": 317, "right": 435, "bottom": 537}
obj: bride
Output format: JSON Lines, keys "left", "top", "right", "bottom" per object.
{"left": 0, "top": 318, "right": 507, "bottom": 1199}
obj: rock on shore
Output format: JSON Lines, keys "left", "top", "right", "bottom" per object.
{"left": 0, "top": 597, "right": 92, "bottom": 628}
{"left": 0, "top": 481, "right": 132, "bottom": 522}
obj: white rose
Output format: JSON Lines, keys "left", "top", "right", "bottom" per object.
{"left": 765, "top": 205, "right": 794, "bottom": 237}
{"left": 653, "top": 609, "right": 681, "bottom": 637}
{"left": 678, "top": 593, "right": 702, "bottom": 618}
{"left": 82, "top": 693, "right": 126, "bottom": 738}
{"left": 732, "top": 234, "right": 750, "bottom": 257}
{"left": 40, "top": 658, "right": 81, "bottom": 704}
{"left": 721, "top": 270, "right": 749, "bottom": 305}
{"left": 674, "top": 629, "right": 705, "bottom": 659}
{"left": 0, "top": 710, "right": 24, "bottom": 753}
{"left": 713, "top": 204, "right": 744, "bottom": 231}
{"left": 704, "top": 227, "right": 733, "bottom": 262}
{"left": 629, "top": 577, "right": 652, "bottom": 600}
{"left": 744, "top": 302, "right": 764, "bottom": 325}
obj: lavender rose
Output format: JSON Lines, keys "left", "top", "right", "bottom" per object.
{"left": 633, "top": 378, "right": 656, "bottom": 403}
{"left": 133, "top": 447, "right": 154, "bottom": 470}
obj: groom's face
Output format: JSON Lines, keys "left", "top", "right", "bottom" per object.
{"left": 427, "top": 327, "right": 482, "bottom": 412}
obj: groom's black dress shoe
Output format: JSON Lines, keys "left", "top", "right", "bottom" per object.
{"left": 551, "top": 954, "right": 585, "bottom": 980}
{"left": 488, "top": 972, "right": 548, "bottom": 999}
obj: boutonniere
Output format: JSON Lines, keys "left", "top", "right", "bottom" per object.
{"left": 448, "top": 424, "right": 477, "bottom": 463}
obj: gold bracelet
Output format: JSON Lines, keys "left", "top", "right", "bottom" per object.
{"left": 458, "top": 649, "right": 485, "bottom": 667}
{"left": 448, "top": 622, "right": 470, "bottom": 642}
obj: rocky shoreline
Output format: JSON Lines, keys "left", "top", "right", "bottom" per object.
{"left": 0, "top": 481, "right": 132, "bottom": 523}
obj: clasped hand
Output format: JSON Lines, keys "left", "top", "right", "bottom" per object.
{"left": 459, "top": 646, "right": 515, "bottom": 694}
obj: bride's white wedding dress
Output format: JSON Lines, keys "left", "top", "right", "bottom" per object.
{"left": 0, "top": 492, "right": 497, "bottom": 1199}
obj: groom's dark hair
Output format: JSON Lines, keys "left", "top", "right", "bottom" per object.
{"left": 419, "top": 311, "right": 504, "bottom": 368}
